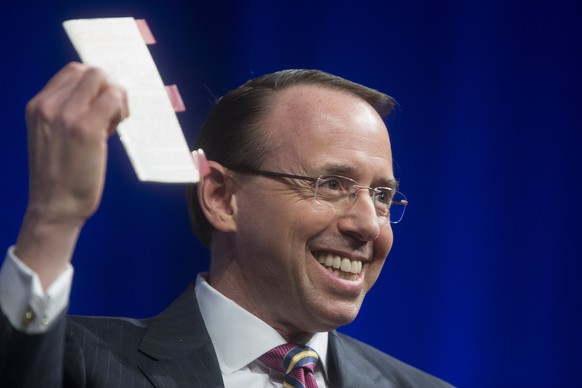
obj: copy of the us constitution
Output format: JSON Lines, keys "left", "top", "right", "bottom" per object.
{"left": 63, "top": 17, "right": 199, "bottom": 183}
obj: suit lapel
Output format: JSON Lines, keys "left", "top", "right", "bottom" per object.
{"left": 329, "top": 331, "right": 384, "bottom": 388}
{"left": 137, "top": 283, "right": 224, "bottom": 388}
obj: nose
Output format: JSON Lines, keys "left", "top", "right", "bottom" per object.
{"left": 337, "top": 189, "right": 382, "bottom": 242}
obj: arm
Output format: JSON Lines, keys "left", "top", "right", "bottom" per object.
{"left": 15, "top": 62, "right": 128, "bottom": 290}
{"left": 0, "top": 62, "right": 128, "bottom": 386}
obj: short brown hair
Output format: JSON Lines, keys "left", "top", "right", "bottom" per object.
{"left": 187, "top": 69, "right": 395, "bottom": 246}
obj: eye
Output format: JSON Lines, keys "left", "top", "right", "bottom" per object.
{"left": 320, "top": 177, "right": 344, "bottom": 191}
{"left": 316, "top": 176, "right": 353, "bottom": 202}
{"left": 375, "top": 189, "right": 392, "bottom": 205}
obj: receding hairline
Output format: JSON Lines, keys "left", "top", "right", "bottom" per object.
{"left": 268, "top": 83, "right": 388, "bottom": 115}
{"left": 241, "top": 69, "right": 395, "bottom": 118}
{"left": 248, "top": 83, "right": 393, "bottom": 177}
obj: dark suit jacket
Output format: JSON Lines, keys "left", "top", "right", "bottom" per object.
{"left": 0, "top": 282, "right": 452, "bottom": 388}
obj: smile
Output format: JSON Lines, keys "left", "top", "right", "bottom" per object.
{"left": 316, "top": 252, "right": 363, "bottom": 281}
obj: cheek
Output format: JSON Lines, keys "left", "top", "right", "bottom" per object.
{"left": 366, "top": 226, "right": 394, "bottom": 283}
{"left": 377, "top": 224, "right": 394, "bottom": 256}
{"left": 284, "top": 200, "right": 335, "bottom": 235}
{"left": 237, "top": 200, "right": 323, "bottom": 258}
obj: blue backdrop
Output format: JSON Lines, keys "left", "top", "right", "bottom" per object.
{"left": 1, "top": 1, "right": 581, "bottom": 386}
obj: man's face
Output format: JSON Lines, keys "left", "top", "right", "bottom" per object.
{"left": 229, "top": 85, "right": 394, "bottom": 338}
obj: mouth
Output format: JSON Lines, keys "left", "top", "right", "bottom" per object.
{"left": 314, "top": 252, "right": 363, "bottom": 281}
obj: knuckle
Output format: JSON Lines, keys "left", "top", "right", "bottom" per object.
{"left": 63, "top": 61, "right": 86, "bottom": 75}
{"left": 66, "top": 63, "right": 108, "bottom": 85}
{"left": 25, "top": 98, "right": 38, "bottom": 116}
{"left": 30, "top": 98, "right": 56, "bottom": 122}
{"left": 103, "top": 87, "right": 126, "bottom": 113}
{"left": 85, "top": 67, "right": 107, "bottom": 82}
{"left": 65, "top": 117, "right": 94, "bottom": 140}
{"left": 59, "top": 106, "right": 87, "bottom": 133}
{"left": 64, "top": 61, "right": 82, "bottom": 70}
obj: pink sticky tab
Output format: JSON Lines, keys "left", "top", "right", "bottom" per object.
{"left": 135, "top": 19, "right": 156, "bottom": 45}
{"left": 165, "top": 84, "right": 186, "bottom": 112}
{"left": 192, "top": 149, "right": 211, "bottom": 178}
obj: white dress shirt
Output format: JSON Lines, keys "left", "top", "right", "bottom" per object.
{"left": 195, "top": 274, "right": 330, "bottom": 387}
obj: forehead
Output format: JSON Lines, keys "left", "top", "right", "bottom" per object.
{"left": 261, "top": 85, "right": 394, "bottom": 181}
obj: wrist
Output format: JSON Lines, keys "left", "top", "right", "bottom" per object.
{"left": 14, "top": 208, "right": 84, "bottom": 290}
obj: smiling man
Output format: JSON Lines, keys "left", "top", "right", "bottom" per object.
{"left": 196, "top": 82, "right": 395, "bottom": 338}
{"left": 0, "top": 66, "right": 452, "bottom": 387}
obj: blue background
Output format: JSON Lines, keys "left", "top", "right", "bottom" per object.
{"left": 1, "top": 1, "right": 581, "bottom": 386}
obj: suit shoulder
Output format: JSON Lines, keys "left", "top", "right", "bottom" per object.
{"left": 68, "top": 314, "right": 151, "bottom": 332}
{"left": 66, "top": 315, "right": 152, "bottom": 361}
{"left": 331, "top": 331, "right": 453, "bottom": 387}
{"left": 63, "top": 315, "right": 155, "bottom": 385}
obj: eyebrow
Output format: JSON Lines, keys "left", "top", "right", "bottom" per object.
{"left": 318, "top": 163, "right": 357, "bottom": 176}
{"left": 318, "top": 163, "right": 399, "bottom": 191}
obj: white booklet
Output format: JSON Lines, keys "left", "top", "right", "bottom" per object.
{"left": 63, "top": 17, "right": 200, "bottom": 183}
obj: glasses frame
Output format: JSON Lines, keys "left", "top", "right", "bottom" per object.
{"left": 229, "top": 167, "right": 408, "bottom": 224}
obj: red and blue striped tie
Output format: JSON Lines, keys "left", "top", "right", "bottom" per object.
{"left": 259, "top": 343, "right": 319, "bottom": 388}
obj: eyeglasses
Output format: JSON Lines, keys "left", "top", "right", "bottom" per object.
{"left": 230, "top": 168, "right": 408, "bottom": 224}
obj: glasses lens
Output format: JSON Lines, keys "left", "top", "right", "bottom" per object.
{"left": 315, "top": 175, "right": 355, "bottom": 207}
{"left": 388, "top": 191, "right": 408, "bottom": 224}
{"left": 315, "top": 175, "right": 408, "bottom": 223}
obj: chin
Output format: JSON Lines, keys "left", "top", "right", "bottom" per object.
{"left": 309, "top": 301, "right": 363, "bottom": 331}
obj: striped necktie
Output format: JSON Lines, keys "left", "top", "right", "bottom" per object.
{"left": 259, "top": 343, "right": 319, "bottom": 388}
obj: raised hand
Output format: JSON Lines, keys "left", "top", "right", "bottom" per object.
{"left": 14, "top": 63, "right": 129, "bottom": 289}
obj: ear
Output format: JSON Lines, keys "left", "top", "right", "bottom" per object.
{"left": 198, "top": 161, "right": 237, "bottom": 233}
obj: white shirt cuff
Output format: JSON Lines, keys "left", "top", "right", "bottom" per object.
{"left": 0, "top": 246, "right": 73, "bottom": 333}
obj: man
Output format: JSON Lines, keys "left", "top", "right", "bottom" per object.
{"left": 0, "top": 63, "right": 452, "bottom": 387}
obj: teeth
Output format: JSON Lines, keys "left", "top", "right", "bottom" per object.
{"left": 340, "top": 258, "right": 351, "bottom": 272}
{"left": 316, "top": 252, "right": 363, "bottom": 277}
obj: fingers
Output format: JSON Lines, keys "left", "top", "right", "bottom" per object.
{"left": 24, "top": 63, "right": 129, "bottom": 223}
{"left": 38, "top": 62, "right": 86, "bottom": 95}
{"left": 27, "top": 62, "right": 128, "bottom": 141}
{"left": 63, "top": 66, "right": 127, "bottom": 127}
{"left": 81, "top": 84, "right": 129, "bottom": 139}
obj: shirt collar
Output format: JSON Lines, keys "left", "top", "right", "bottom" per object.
{"left": 195, "top": 273, "right": 329, "bottom": 376}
